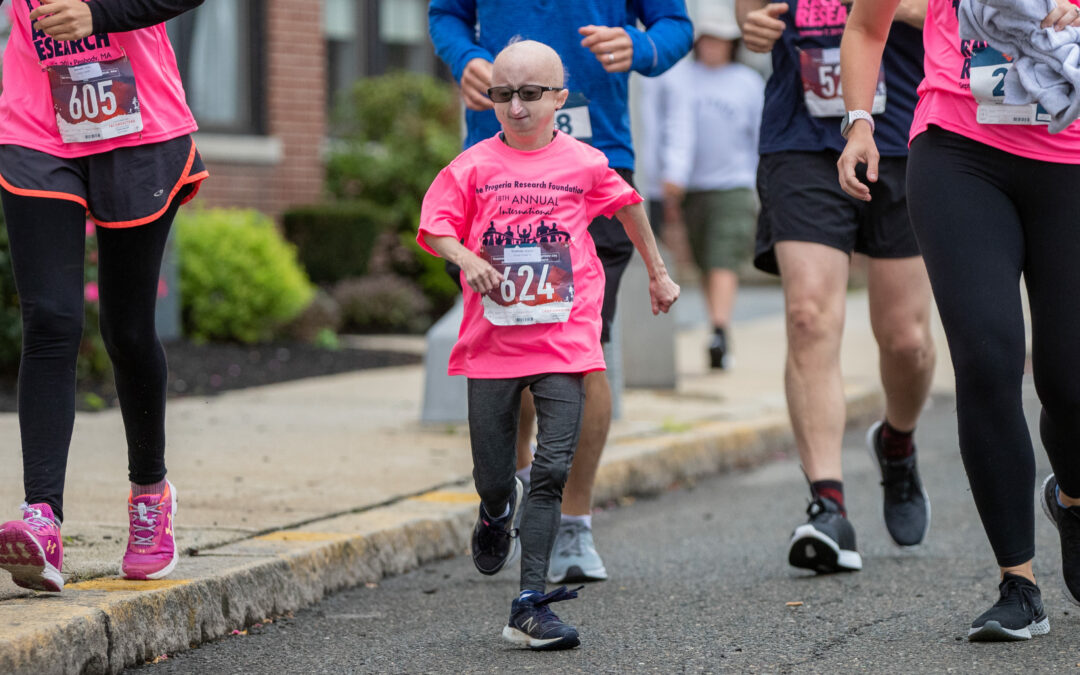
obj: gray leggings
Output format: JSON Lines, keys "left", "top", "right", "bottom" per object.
{"left": 468, "top": 372, "right": 585, "bottom": 592}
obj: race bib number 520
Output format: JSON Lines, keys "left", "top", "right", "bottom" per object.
{"left": 799, "top": 47, "right": 886, "bottom": 118}
{"left": 479, "top": 242, "right": 575, "bottom": 326}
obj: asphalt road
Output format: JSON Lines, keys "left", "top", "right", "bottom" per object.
{"left": 129, "top": 382, "right": 1080, "bottom": 673}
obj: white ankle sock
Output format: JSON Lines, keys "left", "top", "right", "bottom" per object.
{"left": 561, "top": 513, "right": 591, "bottom": 529}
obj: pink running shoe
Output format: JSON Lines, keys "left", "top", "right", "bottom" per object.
{"left": 0, "top": 503, "right": 64, "bottom": 592}
{"left": 121, "top": 481, "right": 178, "bottom": 580}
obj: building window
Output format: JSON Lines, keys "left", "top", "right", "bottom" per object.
{"left": 167, "top": 0, "right": 265, "bottom": 135}
{"left": 325, "top": 0, "right": 449, "bottom": 114}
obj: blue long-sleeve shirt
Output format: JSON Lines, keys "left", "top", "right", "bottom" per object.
{"left": 428, "top": 0, "right": 693, "bottom": 170}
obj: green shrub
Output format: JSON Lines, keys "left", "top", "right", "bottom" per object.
{"left": 281, "top": 200, "right": 403, "bottom": 284}
{"left": 282, "top": 290, "right": 342, "bottom": 343}
{"left": 176, "top": 208, "right": 314, "bottom": 343}
{"left": 333, "top": 275, "right": 432, "bottom": 334}
{"left": 326, "top": 72, "right": 460, "bottom": 226}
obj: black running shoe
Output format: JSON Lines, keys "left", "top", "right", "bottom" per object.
{"left": 1040, "top": 474, "right": 1080, "bottom": 606}
{"left": 968, "top": 573, "right": 1050, "bottom": 641}
{"left": 501, "top": 585, "right": 583, "bottom": 650}
{"left": 471, "top": 478, "right": 522, "bottom": 575}
{"left": 866, "top": 421, "right": 931, "bottom": 547}
{"left": 708, "top": 329, "right": 728, "bottom": 370}
{"left": 788, "top": 497, "right": 863, "bottom": 573}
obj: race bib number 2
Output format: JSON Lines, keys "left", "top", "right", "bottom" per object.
{"left": 479, "top": 242, "right": 575, "bottom": 326}
{"left": 799, "top": 47, "right": 886, "bottom": 118}
{"left": 47, "top": 54, "right": 143, "bottom": 143}
{"left": 970, "top": 47, "right": 1050, "bottom": 125}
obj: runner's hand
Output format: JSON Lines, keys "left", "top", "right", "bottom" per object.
{"left": 579, "top": 25, "right": 634, "bottom": 73}
{"left": 1041, "top": 0, "right": 1080, "bottom": 30}
{"left": 459, "top": 252, "right": 502, "bottom": 295}
{"left": 461, "top": 58, "right": 494, "bottom": 111}
{"left": 30, "top": 0, "right": 94, "bottom": 41}
{"left": 649, "top": 273, "right": 680, "bottom": 315}
{"left": 837, "top": 123, "right": 879, "bottom": 202}
{"left": 742, "top": 3, "right": 788, "bottom": 53}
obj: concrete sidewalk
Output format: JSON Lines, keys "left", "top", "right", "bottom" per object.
{"left": 0, "top": 287, "right": 954, "bottom": 674}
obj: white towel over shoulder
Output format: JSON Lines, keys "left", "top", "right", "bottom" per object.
{"left": 958, "top": 0, "right": 1080, "bottom": 133}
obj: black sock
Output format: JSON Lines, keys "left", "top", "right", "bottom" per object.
{"left": 880, "top": 420, "right": 915, "bottom": 460}
{"left": 811, "top": 480, "right": 845, "bottom": 515}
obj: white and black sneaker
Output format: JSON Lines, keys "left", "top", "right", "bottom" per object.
{"left": 1040, "top": 473, "right": 1080, "bottom": 606}
{"left": 866, "top": 421, "right": 931, "bottom": 547}
{"left": 968, "top": 573, "right": 1050, "bottom": 641}
{"left": 788, "top": 497, "right": 863, "bottom": 574}
{"left": 471, "top": 478, "right": 523, "bottom": 575}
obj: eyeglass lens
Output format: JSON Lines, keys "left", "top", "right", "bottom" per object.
{"left": 489, "top": 85, "right": 545, "bottom": 103}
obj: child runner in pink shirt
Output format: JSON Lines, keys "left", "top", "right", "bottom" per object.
{"left": 839, "top": 0, "right": 1080, "bottom": 643}
{"left": 418, "top": 40, "right": 678, "bottom": 651}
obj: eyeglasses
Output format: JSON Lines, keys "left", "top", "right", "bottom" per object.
{"left": 486, "top": 85, "right": 561, "bottom": 103}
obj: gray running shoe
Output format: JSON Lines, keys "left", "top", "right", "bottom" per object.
{"left": 788, "top": 497, "right": 862, "bottom": 573}
{"left": 1040, "top": 473, "right": 1080, "bottom": 606}
{"left": 547, "top": 521, "right": 608, "bottom": 583}
{"left": 866, "top": 421, "right": 931, "bottom": 547}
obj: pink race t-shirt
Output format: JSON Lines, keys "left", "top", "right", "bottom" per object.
{"left": 912, "top": 0, "right": 1080, "bottom": 161}
{"left": 418, "top": 131, "right": 642, "bottom": 379}
{"left": 0, "top": 0, "right": 197, "bottom": 157}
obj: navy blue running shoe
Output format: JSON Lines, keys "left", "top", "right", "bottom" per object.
{"left": 502, "top": 585, "right": 583, "bottom": 650}
{"left": 1040, "top": 474, "right": 1080, "bottom": 606}
{"left": 969, "top": 573, "right": 1049, "bottom": 641}
{"left": 471, "top": 477, "right": 522, "bottom": 576}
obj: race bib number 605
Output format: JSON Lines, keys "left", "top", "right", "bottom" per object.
{"left": 47, "top": 54, "right": 143, "bottom": 143}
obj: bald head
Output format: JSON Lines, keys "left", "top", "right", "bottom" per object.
{"left": 492, "top": 40, "right": 566, "bottom": 89}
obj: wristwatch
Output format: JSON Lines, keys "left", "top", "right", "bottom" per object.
{"left": 840, "top": 110, "right": 875, "bottom": 139}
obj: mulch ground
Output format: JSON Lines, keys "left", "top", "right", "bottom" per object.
{"left": 0, "top": 339, "right": 421, "bottom": 412}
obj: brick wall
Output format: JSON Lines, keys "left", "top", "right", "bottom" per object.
{"left": 195, "top": 0, "right": 327, "bottom": 218}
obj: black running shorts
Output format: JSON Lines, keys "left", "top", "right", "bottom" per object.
{"left": 0, "top": 135, "right": 207, "bottom": 228}
{"left": 753, "top": 150, "right": 918, "bottom": 275}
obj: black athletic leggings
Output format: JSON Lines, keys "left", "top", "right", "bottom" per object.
{"left": 1, "top": 188, "right": 178, "bottom": 523}
{"left": 907, "top": 126, "right": 1080, "bottom": 567}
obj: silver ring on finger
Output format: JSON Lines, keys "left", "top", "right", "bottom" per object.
{"left": 606, "top": 52, "right": 615, "bottom": 63}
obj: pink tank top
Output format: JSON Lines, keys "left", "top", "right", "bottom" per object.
{"left": 912, "top": 0, "right": 1080, "bottom": 163}
{"left": 0, "top": 0, "right": 197, "bottom": 158}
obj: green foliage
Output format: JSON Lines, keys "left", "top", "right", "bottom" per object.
{"left": 176, "top": 208, "right": 315, "bottom": 344}
{"left": 326, "top": 72, "right": 461, "bottom": 226}
{"left": 401, "top": 233, "right": 459, "bottom": 316}
{"left": 333, "top": 275, "right": 432, "bottom": 334}
{"left": 281, "top": 200, "right": 403, "bottom": 284}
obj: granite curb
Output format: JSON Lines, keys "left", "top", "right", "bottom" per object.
{"left": 0, "top": 387, "right": 883, "bottom": 675}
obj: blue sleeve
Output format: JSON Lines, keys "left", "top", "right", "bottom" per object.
{"left": 428, "top": 0, "right": 494, "bottom": 83}
{"left": 626, "top": 0, "right": 693, "bottom": 77}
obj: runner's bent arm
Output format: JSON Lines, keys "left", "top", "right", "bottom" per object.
{"left": 581, "top": 0, "right": 691, "bottom": 76}
{"left": 423, "top": 234, "right": 502, "bottom": 296}
{"left": 836, "top": 0, "right": 899, "bottom": 201}
{"left": 614, "top": 202, "right": 680, "bottom": 315}
{"left": 428, "top": 0, "right": 495, "bottom": 111}
{"left": 892, "top": 0, "right": 928, "bottom": 29}
{"left": 29, "top": 0, "right": 204, "bottom": 41}
{"left": 737, "top": 0, "right": 789, "bottom": 54}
